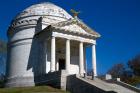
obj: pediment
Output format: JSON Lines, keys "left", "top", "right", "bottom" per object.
{"left": 51, "top": 18, "right": 101, "bottom": 38}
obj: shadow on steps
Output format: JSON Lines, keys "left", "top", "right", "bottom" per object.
{"left": 66, "top": 75, "right": 117, "bottom": 93}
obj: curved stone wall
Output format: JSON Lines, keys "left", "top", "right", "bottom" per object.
{"left": 6, "top": 2, "right": 73, "bottom": 87}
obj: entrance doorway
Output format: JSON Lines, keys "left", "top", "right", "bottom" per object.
{"left": 58, "top": 59, "right": 65, "bottom": 70}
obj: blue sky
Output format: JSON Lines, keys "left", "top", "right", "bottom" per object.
{"left": 0, "top": 0, "right": 140, "bottom": 75}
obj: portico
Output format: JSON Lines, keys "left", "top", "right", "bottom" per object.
{"left": 36, "top": 17, "right": 100, "bottom": 76}
{"left": 49, "top": 35, "right": 97, "bottom": 76}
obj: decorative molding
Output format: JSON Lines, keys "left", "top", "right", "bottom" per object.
{"left": 11, "top": 19, "right": 38, "bottom": 28}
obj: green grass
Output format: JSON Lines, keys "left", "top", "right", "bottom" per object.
{"left": 0, "top": 86, "right": 69, "bottom": 93}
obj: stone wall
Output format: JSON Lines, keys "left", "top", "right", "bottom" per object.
{"left": 5, "top": 70, "right": 67, "bottom": 89}
{"left": 66, "top": 75, "right": 116, "bottom": 93}
{"left": 113, "top": 80, "right": 140, "bottom": 93}
{"left": 35, "top": 70, "right": 67, "bottom": 90}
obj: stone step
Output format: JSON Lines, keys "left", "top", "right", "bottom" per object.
{"left": 77, "top": 75, "right": 137, "bottom": 93}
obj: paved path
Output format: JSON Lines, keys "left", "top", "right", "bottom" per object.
{"left": 77, "top": 76, "right": 137, "bottom": 93}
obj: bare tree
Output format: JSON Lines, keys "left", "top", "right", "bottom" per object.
{"left": 107, "top": 63, "right": 125, "bottom": 78}
{"left": 128, "top": 54, "right": 140, "bottom": 76}
{"left": 0, "top": 39, "right": 6, "bottom": 87}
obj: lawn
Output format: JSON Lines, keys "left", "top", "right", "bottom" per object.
{"left": 0, "top": 86, "right": 69, "bottom": 93}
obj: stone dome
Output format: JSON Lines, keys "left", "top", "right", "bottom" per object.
{"left": 8, "top": 2, "right": 73, "bottom": 35}
{"left": 15, "top": 2, "right": 72, "bottom": 20}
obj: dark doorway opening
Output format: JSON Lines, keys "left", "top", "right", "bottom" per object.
{"left": 58, "top": 59, "right": 65, "bottom": 70}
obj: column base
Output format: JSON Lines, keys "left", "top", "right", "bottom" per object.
{"left": 5, "top": 76, "right": 35, "bottom": 87}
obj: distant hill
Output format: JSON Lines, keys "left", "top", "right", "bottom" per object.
{"left": 0, "top": 86, "right": 70, "bottom": 93}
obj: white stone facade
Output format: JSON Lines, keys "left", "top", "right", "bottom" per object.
{"left": 6, "top": 2, "right": 100, "bottom": 87}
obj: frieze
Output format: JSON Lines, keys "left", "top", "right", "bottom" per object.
{"left": 11, "top": 19, "right": 38, "bottom": 28}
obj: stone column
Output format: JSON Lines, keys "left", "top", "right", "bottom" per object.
{"left": 50, "top": 36, "right": 56, "bottom": 72}
{"left": 44, "top": 41, "right": 48, "bottom": 73}
{"left": 56, "top": 61, "right": 59, "bottom": 71}
{"left": 66, "top": 39, "right": 70, "bottom": 74}
{"left": 92, "top": 44, "right": 97, "bottom": 76}
{"left": 79, "top": 42, "right": 84, "bottom": 76}
{"left": 84, "top": 46, "right": 87, "bottom": 77}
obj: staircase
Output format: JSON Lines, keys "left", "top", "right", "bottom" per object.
{"left": 66, "top": 75, "right": 140, "bottom": 93}
{"left": 79, "top": 76, "right": 137, "bottom": 93}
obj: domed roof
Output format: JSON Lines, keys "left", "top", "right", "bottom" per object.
{"left": 15, "top": 2, "right": 72, "bottom": 20}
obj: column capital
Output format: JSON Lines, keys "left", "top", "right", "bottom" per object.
{"left": 51, "top": 36, "right": 55, "bottom": 38}
{"left": 92, "top": 43, "right": 96, "bottom": 46}
{"left": 66, "top": 38, "right": 70, "bottom": 41}
{"left": 65, "top": 38, "right": 71, "bottom": 41}
{"left": 93, "top": 40, "right": 96, "bottom": 44}
{"left": 79, "top": 41, "right": 83, "bottom": 43}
